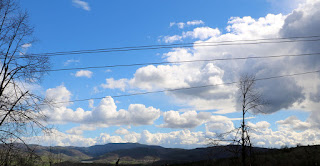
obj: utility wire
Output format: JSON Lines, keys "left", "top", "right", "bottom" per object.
{"left": 45, "top": 69, "right": 320, "bottom": 105}
{"left": 41, "top": 52, "right": 320, "bottom": 72}
{"left": 12, "top": 35, "right": 320, "bottom": 58}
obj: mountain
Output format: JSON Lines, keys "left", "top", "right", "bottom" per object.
{"left": 1, "top": 143, "right": 319, "bottom": 165}
{"left": 30, "top": 143, "right": 269, "bottom": 164}
{"left": 74, "top": 143, "right": 163, "bottom": 157}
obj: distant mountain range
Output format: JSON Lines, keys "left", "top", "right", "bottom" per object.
{"left": 23, "top": 143, "right": 269, "bottom": 164}
{"left": 2, "top": 143, "right": 320, "bottom": 165}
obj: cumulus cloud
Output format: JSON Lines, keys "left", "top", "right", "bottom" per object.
{"left": 115, "top": 128, "right": 130, "bottom": 135}
{"left": 27, "top": 116, "right": 320, "bottom": 148}
{"left": 26, "top": 128, "right": 207, "bottom": 148}
{"left": 248, "top": 120, "right": 320, "bottom": 147}
{"left": 158, "top": 111, "right": 212, "bottom": 128}
{"left": 205, "top": 115, "right": 235, "bottom": 134}
{"left": 279, "top": 0, "right": 320, "bottom": 69}
{"left": 45, "top": 85, "right": 72, "bottom": 107}
{"left": 276, "top": 116, "right": 311, "bottom": 131}
{"left": 163, "top": 27, "right": 220, "bottom": 43}
{"left": 248, "top": 121, "right": 271, "bottom": 130}
{"left": 163, "top": 35, "right": 183, "bottom": 43}
{"left": 75, "top": 70, "right": 93, "bottom": 78}
{"left": 72, "top": 0, "right": 90, "bottom": 11}
{"left": 43, "top": 85, "right": 160, "bottom": 130}
{"left": 101, "top": 78, "right": 128, "bottom": 91}
{"left": 184, "top": 27, "right": 221, "bottom": 40}
{"left": 25, "top": 129, "right": 96, "bottom": 147}
{"left": 158, "top": 110, "right": 239, "bottom": 132}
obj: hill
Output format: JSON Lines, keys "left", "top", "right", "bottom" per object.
{"left": 30, "top": 143, "right": 269, "bottom": 165}
{"left": 1, "top": 143, "right": 319, "bottom": 165}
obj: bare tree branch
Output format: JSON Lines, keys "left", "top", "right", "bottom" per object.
{"left": 0, "top": 0, "right": 50, "bottom": 165}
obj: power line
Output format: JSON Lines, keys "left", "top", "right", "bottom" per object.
{"left": 41, "top": 52, "right": 320, "bottom": 72}
{"left": 12, "top": 35, "right": 320, "bottom": 59}
{"left": 45, "top": 69, "right": 320, "bottom": 105}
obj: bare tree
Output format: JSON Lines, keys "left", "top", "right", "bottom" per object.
{"left": 0, "top": 0, "right": 50, "bottom": 164}
{"left": 208, "top": 74, "right": 265, "bottom": 166}
{"left": 238, "top": 74, "right": 264, "bottom": 166}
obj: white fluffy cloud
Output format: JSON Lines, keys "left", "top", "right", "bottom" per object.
{"left": 276, "top": 116, "right": 311, "bottom": 131}
{"left": 27, "top": 116, "right": 320, "bottom": 148}
{"left": 75, "top": 70, "right": 93, "bottom": 78}
{"left": 26, "top": 128, "right": 207, "bottom": 148}
{"left": 163, "top": 35, "right": 183, "bottom": 43}
{"left": 158, "top": 111, "right": 212, "bottom": 128}
{"left": 248, "top": 121, "right": 320, "bottom": 147}
{"left": 25, "top": 129, "right": 96, "bottom": 147}
{"left": 184, "top": 27, "right": 221, "bottom": 40}
{"left": 45, "top": 85, "right": 72, "bottom": 107}
{"left": 72, "top": 0, "right": 90, "bottom": 11}
{"left": 163, "top": 27, "right": 220, "bottom": 43}
{"left": 205, "top": 115, "right": 235, "bottom": 134}
{"left": 44, "top": 85, "right": 161, "bottom": 128}
{"left": 101, "top": 78, "right": 128, "bottom": 91}
{"left": 158, "top": 110, "right": 238, "bottom": 132}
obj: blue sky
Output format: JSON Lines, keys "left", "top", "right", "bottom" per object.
{"left": 20, "top": 0, "right": 320, "bottom": 148}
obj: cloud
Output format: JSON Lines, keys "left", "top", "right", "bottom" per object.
{"left": 75, "top": 70, "right": 93, "bottom": 78}
{"left": 205, "top": 115, "right": 235, "bottom": 134}
{"left": 45, "top": 85, "right": 72, "bottom": 107}
{"left": 187, "top": 20, "right": 205, "bottom": 26}
{"left": 170, "top": 22, "right": 185, "bottom": 29}
{"left": 105, "top": 69, "right": 112, "bottom": 73}
{"left": 279, "top": 0, "right": 320, "bottom": 69}
{"left": 158, "top": 111, "right": 212, "bottom": 128}
{"left": 247, "top": 121, "right": 271, "bottom": 130}
{"left": 139, "top": 130, "right": 206, "bottom": 148}
{"left": 64, "top": 59, "right": 80, "bottom": 66}
{"left": 27, "top": 115, "right": 320, "bottom": 148}
{"left": 88, "top": 99, "right": 94, "bottom": 108}
{"left": 170, "top": 20, "right": 205, "bottom": 29}
{"left": 26, "top": 129, "right": 96, "bottom": 147}
{"left": 26, "top": 128, "right": 206, "bottom": 148}
{"left": 72, "top": 0, "right": 91, "bottom": 11}
{"left": 276, "top": 116, "right": 311, "bottom": 131}
{"left": 115, "top": 128, "right": 130, "bottom": 135}
{"left": 163, "top": 35, "right": 183, "bottom": 43}
{"left": 101, "top": 78, "right": 128, "bottom": 91}
{"left": 20, "top": 43, "right": 32, "bottom": 55}
{"left": 183, "top": 27, "right": 221, "bottom": 40}
{"left": 43, "top": 85, "right": 160, "bottom": 129}
{"left": 163, "top": 27, "right": 221, "bottom": 43}
{"left": 247, "top": 120, "right": 320, "bottom": 147}
{"left": 158, "top": 110, "right": 240, "bottom": 131}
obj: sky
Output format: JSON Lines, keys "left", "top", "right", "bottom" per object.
{"left": 18, "top": 0, "right": 320, "bottom": 148}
